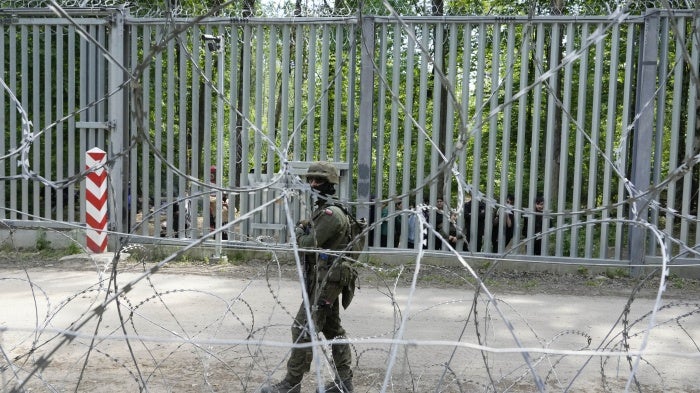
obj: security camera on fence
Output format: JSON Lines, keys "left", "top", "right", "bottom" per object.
{"left": 201, "top": 34, "right": 222, "bottom": 52}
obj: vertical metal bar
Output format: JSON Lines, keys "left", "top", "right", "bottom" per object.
{"left": 10, "top": 25, "right": 18, "bottom": 220}
{"left": 601, "top": 23, "right": 622, "bottom": 259}
{"left": 0, "top": 25, "right": 4, "bottom": 220}
{"left": 571, "top": 24, "right": 590, "bottom": 257}
{"left": 266, "top": 25, "right": 277, "bottom": 235}
{"left": 444, "top": 23, "right": 457, "bottom": 214}
{"left": 664, "top": 18, "right": 685, "bottom": 253}
{"left": 32, "top": 25, "right": 40, "bottom": 220}
{"left": 459, "top": 23, "right": 471, "bottom": 247}
{"left": 84, "top": 25, "right": 94, "bottom": 150}
{"left": 525, "top": 23, "right": 544, "bottom": 255}
{"left": 513, "top": 22, "right": 530, "bottom": 250}
{"left": 228, "top": 26, "right": 240, "bottom": 231}
{"left": 293, "top": 25, "right": 303, "bottom": 162}
{"left": 555, "top": 23, "right": 575, "bottom": 256}
{"left": 496, "top": 23, "right": 515, "bottom": 253}
{"left": 401, "top": 22, "right": 416, "bottom": 248}
{"left": 141, "top": 26, "right": 152, "bottom": 235}
{"left": 20, "top": 25, "right": 29, "bottom": 220}
{"left": 470, "top": 22, "right": 486, "bottom": 251}
{"left": 68, "top": 25, "right": 76, "bottom": 223}
{"left": 387, "top": 22, "right": 401, "bottom": 247}
{"left": 629, "top": 10, "right": 659, "bottom": 275}
{"left": 333, "top": 25, "right": 343, "bottom": 163}
{"left": 109, "top": 11, "right": 126, "bottom": 236}
{"left": 215, "top": 31, "right": 225, "bottom": 257}
{"left": 44, "top": 25, "right": 53, "bottom": 220}
{"left": 357, "top": 16, "right": 375, "bottom": 223}
{"left": 430, "top": 22, "right": 445, "bottom": 249}
{"left": 542, "top": 23, "right": 560, "bottom": 256}
{"left": 416, "top": 22, "right": 429, "bottom": 246}
{"left": 97, "top": 26, "right": 106, "bottom": 149}
{"left": 201, "top": 27, "right": 213, "bottom": 234}
{"left": 649, "top": 16, "right": 669, "bottom": 256}
{"left": 345, "top": 23, "right": 357, "bottom": 173}
{"left": 129, "top": 26, "right": 140, "bottom": 234}
{"left": 373, "top": 23, "right": 387, "bottom": 248}
{"left": 616, "top": 24, "right": 637, "bottom": 260}
{"left": 306, "top": 25, "right": 317, "bottom": 160}
{"left": 190, "top": 31, "right": 202, "bottom": 237}
{"left": 240, "top": 25, "right": 252, "bottom": 235}
{"left": 153, "top": 28, "right": 164, "bottom": 236}
{"left": 250, "top": 25, "right": 263, "bottom": 237}
{"left": 278, "top": 24, "right": 292, "bottom": 232}
{"left": 585, "top": 23, "right": 604, "bottom": 259}
{"left": 281, "top": 24, "right": 292, "bottom": 152}
{"left": 166, "top": 25, "right": 175, "bottom": 236}
{"left": 485, "top": 23, "right": 501, "bottom": 252}
{"left": 55, "top": 25, "right": 65, "bottom": 222}
{"left": 253, "top": 25, "right": 263, "bottom": 180}
{"left": 320, "top": 25, "right": 330, "bottom": 161}
{"left": 178, "top": 31, "right": 189, "bottom": 237}
{"left": 79, "top": 25, "right": 88, "bottom": 223}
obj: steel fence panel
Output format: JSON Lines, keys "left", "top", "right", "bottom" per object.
{"left": 4, "top": 10, "right": 700, "bottom": 266}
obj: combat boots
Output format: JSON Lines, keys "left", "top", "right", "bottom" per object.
{"left": 317, "top": 377, "right": 354, "bottom": 393}
{"left": 259, "top": 378, "right": 301, "bottom": 393}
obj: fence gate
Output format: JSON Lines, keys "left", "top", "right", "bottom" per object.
{"left": 0, "top": 9, "right": 126, "bottom": 235}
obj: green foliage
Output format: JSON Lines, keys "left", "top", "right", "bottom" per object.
{"left": 576, "top": 265, "right": 589, "bottom": 276}
{"left": 35, "top": 230, "right": 50, "bottom": 251}
{"left": 227, "top": 250, "right": 246, "bottom": 263}
{"left": 478, "top": 260, "right": 492, "bottom": 272}
{"left": 66, "top": 242, "right": 82, "bottom": 255}
{"left": 604, "top": 267, "right": 629, "bottom": 279}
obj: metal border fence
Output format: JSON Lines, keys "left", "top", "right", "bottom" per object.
{"left": 1, "top": 8, "right": 699, "bottom": 267}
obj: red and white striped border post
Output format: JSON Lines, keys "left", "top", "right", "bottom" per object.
{"left": 86, "top": 148, "right": 108, "bottom": 253}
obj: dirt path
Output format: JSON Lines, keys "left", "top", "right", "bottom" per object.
{"left": 1, "top": 253, "right": 699, "bottom": 392}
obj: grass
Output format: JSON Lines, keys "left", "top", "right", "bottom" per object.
{"left": 604, "top": 267, "right": 629, "bottom": 279}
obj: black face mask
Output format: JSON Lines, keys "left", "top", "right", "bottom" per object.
{"left": 312, "top": 182, "right": 336, "bottom": 205}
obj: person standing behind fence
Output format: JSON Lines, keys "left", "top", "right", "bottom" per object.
{"left": 261, "top": 161, "right": 357, "bottom": 393}
{"left": 441, "top": 210, "right": 464, "bottom": 249}
{"left": 522, "top": 194, "right": 545, "bottom": 255}
{"left": 209, "top": 165, "right": 229, "bottom": 239}
{"left": 492, "top": 194, "right": 515, "bottom": 252}
{"left": 463, "top": 198, "right": 486, "bottom": 252}
{"left": 433, "top": 196, "right": 446, "bottom": 250}
{"left": 407, "top": 203, "right": 429, "bottom": 249}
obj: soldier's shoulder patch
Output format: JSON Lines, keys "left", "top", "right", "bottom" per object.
{"left": 324, "top": 208, "right": 333, "bottom": 215}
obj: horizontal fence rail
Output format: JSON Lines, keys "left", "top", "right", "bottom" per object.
{"left": 1, "top": 8, "right": 699, "bottom": 268}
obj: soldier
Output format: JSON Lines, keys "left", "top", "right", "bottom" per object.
{"left": 261, "top": 161, "right": 356, "bottom": 393}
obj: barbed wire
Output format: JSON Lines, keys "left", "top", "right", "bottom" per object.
{"left": 2, "top": 0, "right": 700, "bottom": 392}
{"left": 0, "top": 0, "right": 698, "bottom": 17}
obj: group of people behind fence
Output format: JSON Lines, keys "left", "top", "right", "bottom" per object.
{"left": 370, "top": 193, "right": 546, "bottom": 255}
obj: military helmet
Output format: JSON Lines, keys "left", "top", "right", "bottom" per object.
{"left": 305, "top": 161, "right": 339, "bottom": 184}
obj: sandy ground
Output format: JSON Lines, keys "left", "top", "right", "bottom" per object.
{"left": 1, "top": 254, "right": 699, "bottom": 393}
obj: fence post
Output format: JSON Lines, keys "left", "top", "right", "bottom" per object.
{"left": 629, "top": 10, "right": 659, "bottom": 276}
{"left": 86, "top": 148, "right": 108, "bottom": 253}
{"left": 357, "top": 16, "right": 375, "bottom": 224}
{"left": 108, "top": 7, "right": 127, "bottom": 236}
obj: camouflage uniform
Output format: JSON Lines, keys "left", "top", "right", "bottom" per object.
{"left": 262, "top": 161, "right": 356, "bottom": 393}
{"left": 288, "top": 200, "right": 353, "bottom": 383}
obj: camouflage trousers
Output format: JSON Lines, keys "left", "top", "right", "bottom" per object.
{"left": 285, "top": 271, "right": 353, "bottom": 383}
